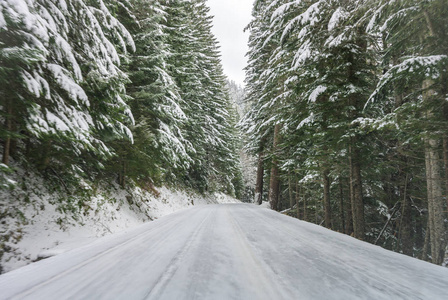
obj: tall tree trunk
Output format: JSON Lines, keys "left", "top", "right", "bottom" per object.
{"left": 394, "top": 73, "right": 413, "bottom": 255}
{"left": 424, "top": 137, "right": 445, "bottom": 264}
{"left": 443, "top": 137, "right": 448, "bottom": 264}
{"left": 288, "top": 173, "right": 294, "bottom": 209}
{"left": 345, "top": 26, "right": 366, "bottom": 240}
{"left": 269, "top": 123, "right": 282, "bottom": 211}
{"left": 443, "top": 137, "right": 448, "bottom": 209}
{"left": 423, "top": 79, "right": 446, "bottom": 265}
{"left": 2, "top": 100, "right": 12, "bottom": 165}
{"left": 345, "top": 176, "right": 354, "bottom": 236}
{"left": 399, "top": 174, "right": 413, "bottom": 256}
{"left": 303, "top": 188, "right": 308, "bottom": 222}
{"left": 339, "top": 177, "right": 346, "bottom": 233}
{"left": 255, "top": 151, "right": 264, "bottom": 205}
{"left": 323, "top": 169, "right": 332, "bottom": 229}
{"left": 296, "top": 181, "right": 301, "bottom": 219}
{"left": 422, "top": 6, "right": 447, "bottom": 265}
{"left": 349, "top": 143, "right": 365, "bottom": 240}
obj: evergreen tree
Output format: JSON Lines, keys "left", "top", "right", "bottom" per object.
{"left": 110, "top": 0, "right": 191, "bottom": 187}
{"left": 242, "top": 0, "right": 447, "bottom": 264}
{"left": 0, "top": 0, "right": 134, "bottom": 183}
{"left": 367, "top": 0, "right": 448, "bottom": 264}
{"left": 163, "top": 0, "right": 243, "bottom": 195}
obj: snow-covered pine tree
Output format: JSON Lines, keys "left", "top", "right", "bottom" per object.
{"left": 280, "top": 0, "right": 378, "bottom": 236}
{"left": 0, "top": 0, "right": 134, "bottom": 184}
{"left": 162, "top": 0, "right": 242, "bottom": 195}
{"left": 366, "top": 0, "right": 448, "bottom": 264}
{"left": 266, "top": 0, "right": 319, "bottom": 217}
{"left": 241, "top": 0, "right": 267, "bottom": 205}
{"left": 240, "top": 0, "right": 446, "bottom": 264}
{"left": 190, "top": 0, "right": 243, "bottom": 196}
{"left": 162, "top": 0, "right": 206, "bottom": 190}
{"left": 108, "top": 0, "right": 191, "bottom": 186}
{"left": 0, "top": 1, "right": 45, "bottom": 166}
{"left": 241, "top": 0, "right": 286, "bottom": 208}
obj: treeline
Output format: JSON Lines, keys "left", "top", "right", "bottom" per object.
{"left": 242, "top": 0, "right": 448, "bottom": 264}
{"left": 0, "top": 0, "right": 243, "bottom": 197}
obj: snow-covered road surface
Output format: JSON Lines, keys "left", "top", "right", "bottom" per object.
{"left": 1, "top": 204, "right": 447, "bottom": 299}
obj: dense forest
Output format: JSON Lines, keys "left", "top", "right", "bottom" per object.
{"left": 1, "top": 0, "right": 447, "bottom": 270}
{"left": 0, "top": 0, "right": 243, "bottom": 198}
{"left": 242, "top": 0, "right": 448, "bottom": 265}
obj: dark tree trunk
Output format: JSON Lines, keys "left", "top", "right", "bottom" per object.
{"left": 443, "top": 137, "right": 448, "bottom": 264}
{"left": 323, "top": 169, "right": 331, "bottom": 229}
{"left": 443, "top": 137, "right": 448, "bottom": 209}
{"left": 422, "top": 8, "right": 447, "bottom": 266}
{"left": 339, "top": 177, "right": 346, "bottom": 233}
{"left": 349, "top": 143, "right": 365, "bottom": 240}
{"left": 423, "top": 79, "right": 446, "bottom": 265}
{"left": 296, "top": 181, "right": 301, "bottom": 219}
{"left": 345, "top": 27, "right": 366, "bottom": 240}
{"left": 255, "top": 151, "right": 264, "bottom": 205}
{"left": 288, "top": 173, "right": 294, "bottom": 209}
{"left": 399, "top": 173, "right": 413, "bottom": 256}
{"left": 400, "top": 195, "right": 413, "bottom": 256}
{"left": 269, "top": 124, "right": 282, "bottom": 211}
{"left": 424, "top": 136, "right": 445, "bottom": 265}
{"left": 303, "top": 189, "right": 307, "bottom": 222}
{"left": 345, "top": 176, "right": 354, "bottom": 236}
{"left": 269, "top": 164, "right": 280, "bottom": 211}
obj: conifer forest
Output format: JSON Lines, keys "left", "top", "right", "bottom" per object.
{"left": 1, "top": 0, "right": 448, "bottom": 271}
{"left": 0, "top": 0, "right": 243, "bottom": 194}
{"left": 243, "top": 0, "right": 448, "bottom": 265}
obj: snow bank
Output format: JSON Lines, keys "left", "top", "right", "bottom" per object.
{"left": 0, "top": 166, "right": 239, "bottom": 274}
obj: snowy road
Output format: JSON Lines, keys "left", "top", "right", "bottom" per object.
{"left": 1, "top": 204, "right": 447, "bottom": 299}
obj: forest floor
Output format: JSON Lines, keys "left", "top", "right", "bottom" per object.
{"left": 1, "top": 204, "right": 447, "bottom": 299}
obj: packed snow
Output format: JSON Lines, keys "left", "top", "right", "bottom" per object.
{"left": 1, "top": 204, "right": 447, "bottom": 299}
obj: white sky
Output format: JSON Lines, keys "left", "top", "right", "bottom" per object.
{"left": 207, "top": 0, "right": 253, "bottom": 86}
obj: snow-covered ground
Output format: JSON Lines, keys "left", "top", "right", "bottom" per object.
{"left": 0, "top": 204, "right": 447, "bottom": 299}
{"left": 0, "top": 167, "right": 239, "bottom": 274}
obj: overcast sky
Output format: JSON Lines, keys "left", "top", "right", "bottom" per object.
{"left": 207, "top": 0, "right": 253, "bottom": 86}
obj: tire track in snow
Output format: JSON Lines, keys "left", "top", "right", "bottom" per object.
{"left": 8, "top": 209, "right": 201, "bottom": 300}
{"left": 144, "top": 206, "right": 215, "bottom": 300}
{"left": 246, "top": 206, "right": 432, "bottom": 299}
{"left": 3, "top": 204, "right": 448, "bottom": 299}
{"left": 223, "top": 205, "right": 293, "bottom": 300}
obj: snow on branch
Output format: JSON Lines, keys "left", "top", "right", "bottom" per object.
{"left": 366, "top": 55, "right": 448, "bottom": 108}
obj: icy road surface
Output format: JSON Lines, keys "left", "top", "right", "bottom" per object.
{"left": 1, "top": 204, "right": 447, "bottom": 299}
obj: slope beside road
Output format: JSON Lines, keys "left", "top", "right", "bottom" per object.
{"left": 0, "top": 204, "right": 447, "bottom": 299}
